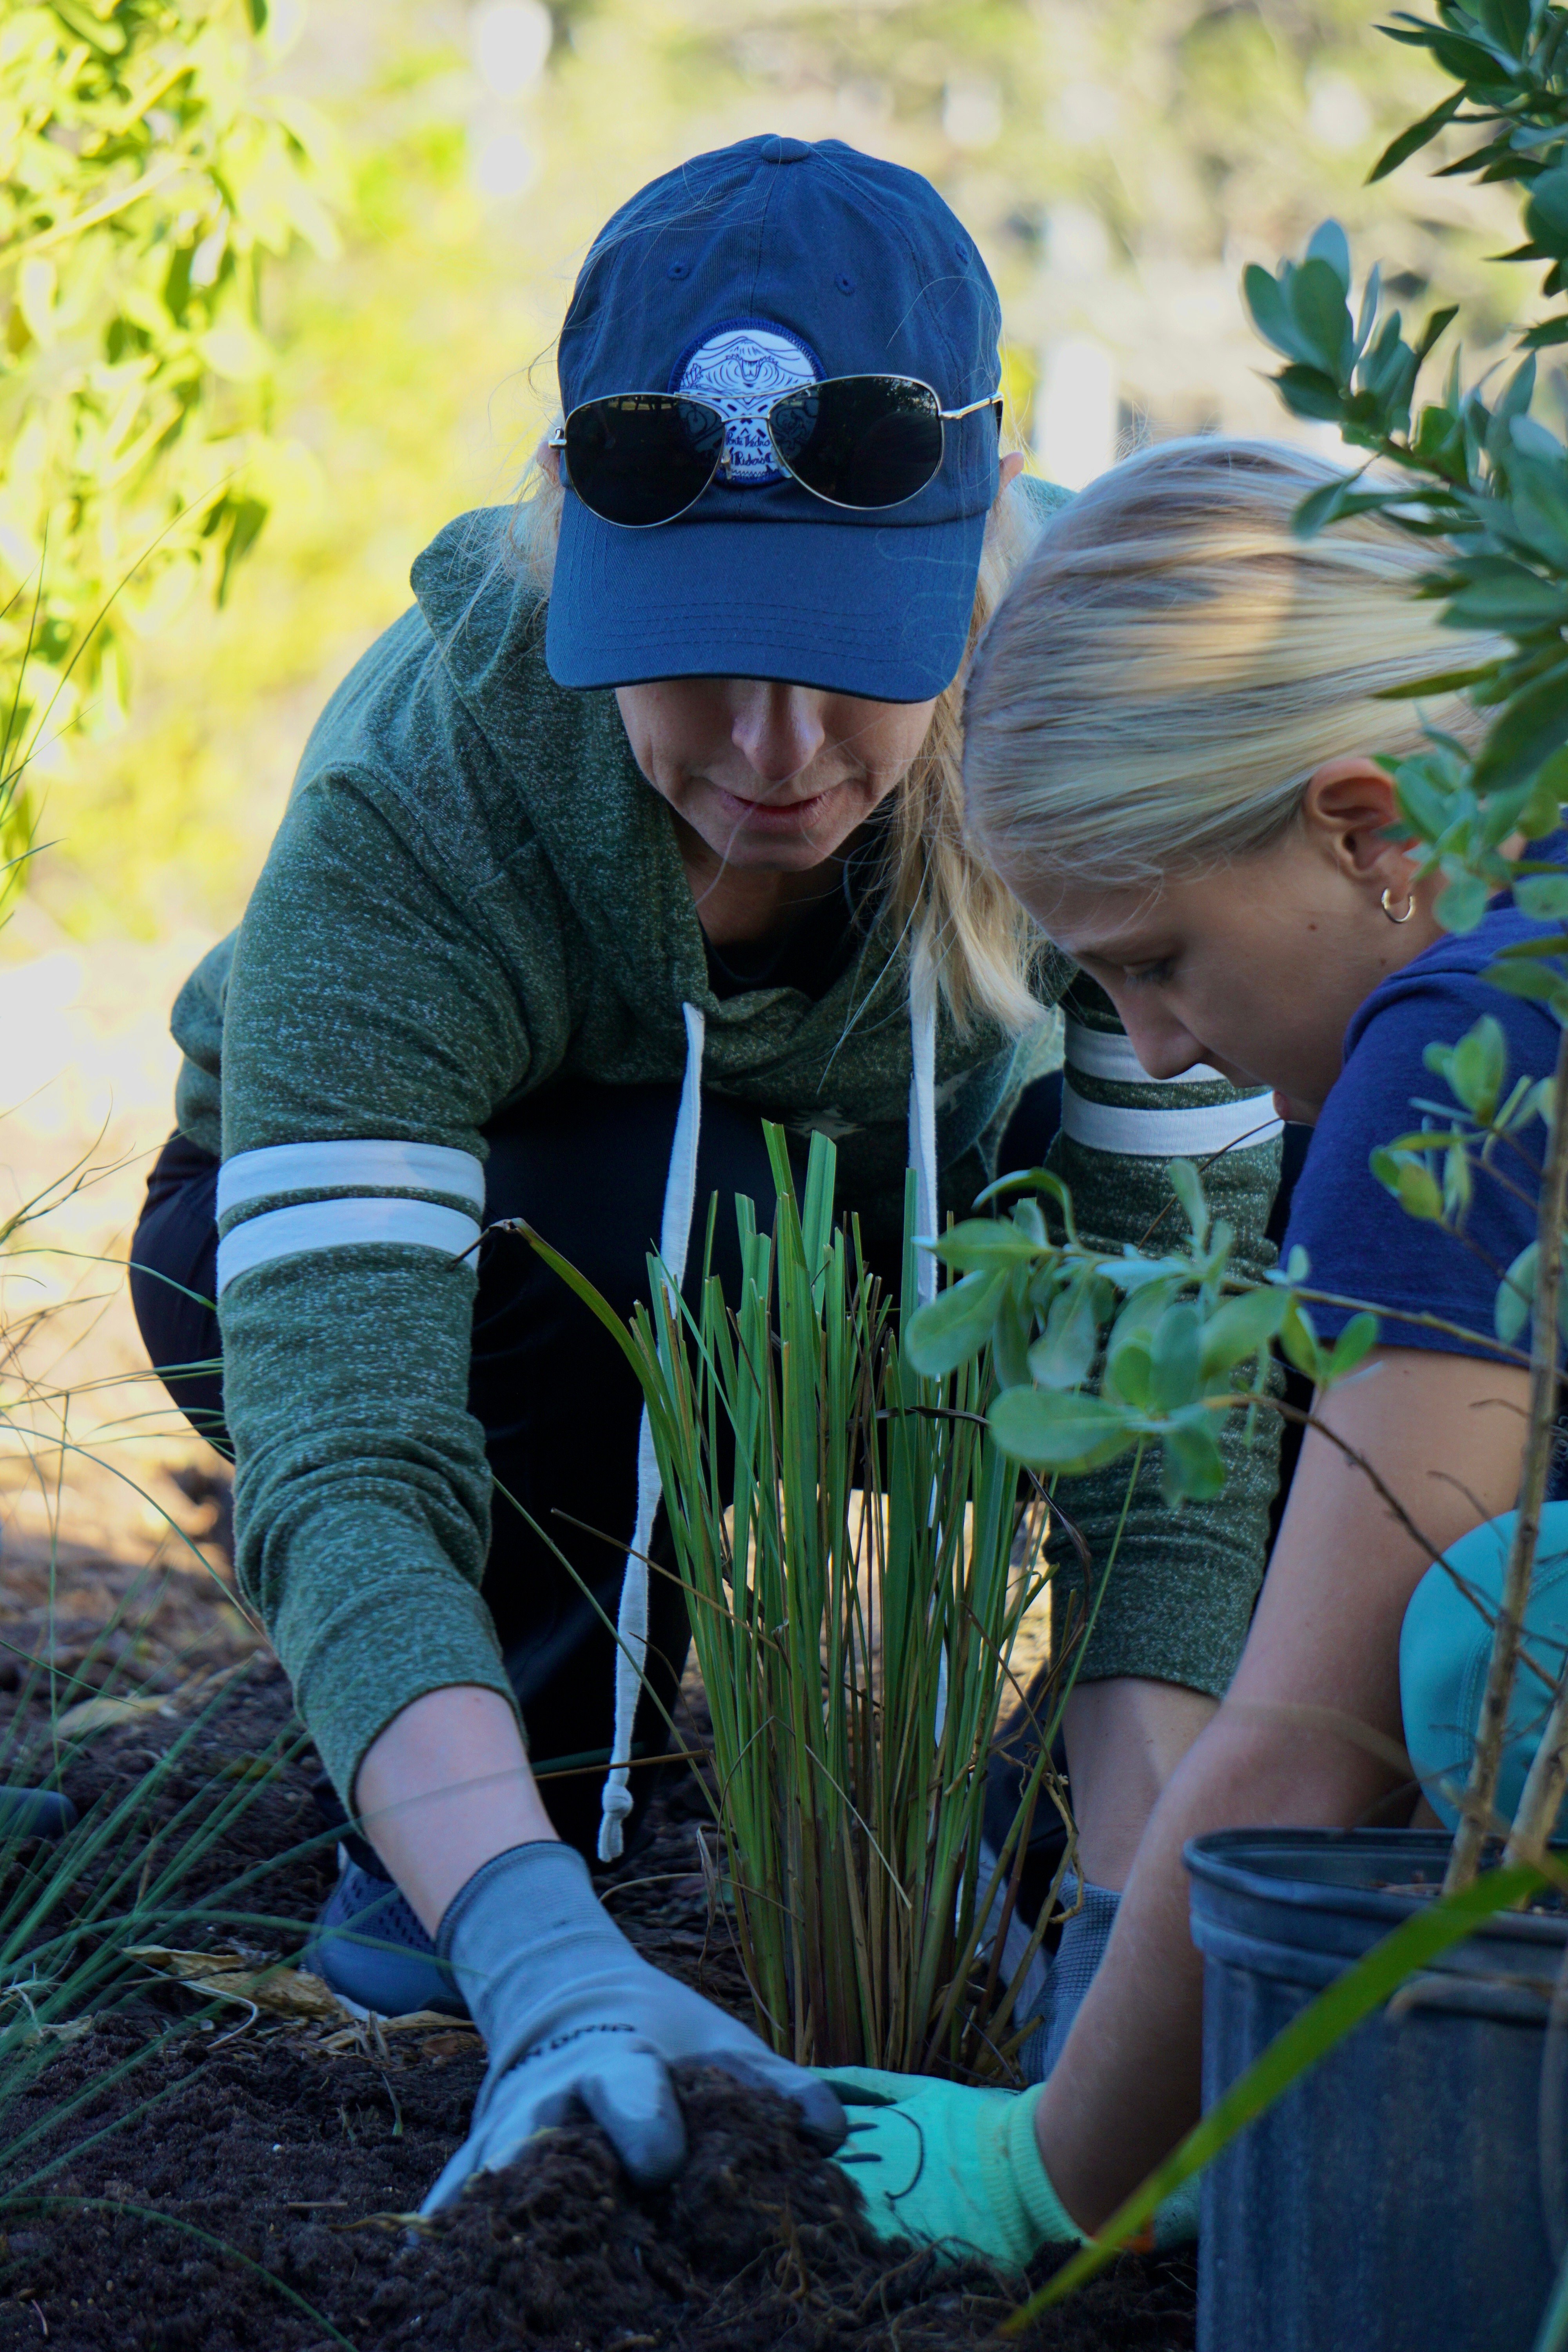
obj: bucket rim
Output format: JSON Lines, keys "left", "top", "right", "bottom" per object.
{"left": 1185, "top": 1826, "right": 1568, "bottom": 1942}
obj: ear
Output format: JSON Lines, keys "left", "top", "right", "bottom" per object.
{"left": 535, "top": 435, "right": 561, "bottom": 485}
{"left": 997, "top": 450, "right": 1027, "bottom": 495}
{"left": 1299, "top": 757, "right": 1415, "bottom": 897}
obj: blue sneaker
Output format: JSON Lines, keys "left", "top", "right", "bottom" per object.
{"left": 304, "top": 1847, "right": 469, "bottom": 2020}
{"left": 0, "top": 1788, "right": 76, "bottom": 1841}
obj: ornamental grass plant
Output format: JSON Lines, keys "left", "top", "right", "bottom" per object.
{"left": 529, "top": 1127, "right": 1077, "bottom": 2081}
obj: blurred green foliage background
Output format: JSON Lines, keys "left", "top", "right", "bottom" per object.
{"left": 0, "top": 0, "right": 1532, "bottom": 937}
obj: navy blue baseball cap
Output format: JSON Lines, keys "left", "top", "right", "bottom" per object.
{"left": 545, "top": 135, "right": 1003, "bottom": 706}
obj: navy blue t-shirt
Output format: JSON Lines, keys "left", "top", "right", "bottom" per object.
{"left": 1283, "top": 873, "right": 1561, "bottom": 1366}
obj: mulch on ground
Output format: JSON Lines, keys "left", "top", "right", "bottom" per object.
{"left": 0, "top": 1636, "right": 1196, "bottom": 2350}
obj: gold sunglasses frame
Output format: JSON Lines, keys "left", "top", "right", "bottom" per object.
{"left": 546, "top": 375, "right": 1004, "bottom": 527}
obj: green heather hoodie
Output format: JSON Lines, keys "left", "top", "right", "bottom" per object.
{"left": 170, "top": 506, "right": 1283, "bottom": 1803}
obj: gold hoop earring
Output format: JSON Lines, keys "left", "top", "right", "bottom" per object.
{"left": 1380, "top": 886, "right": 1416, "bottom": 925}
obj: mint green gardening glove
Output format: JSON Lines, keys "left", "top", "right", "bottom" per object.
{"left": 821, "top": 2066, "right": 1198, "bottom": 2270}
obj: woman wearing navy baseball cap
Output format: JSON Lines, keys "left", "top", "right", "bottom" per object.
{"left": 128, "top": 136, "right": 1282, "bottom": 2207}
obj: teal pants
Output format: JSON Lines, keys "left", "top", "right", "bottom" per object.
{"left": 1401, "top": 1501, "right": 1568, "bottom": 1828}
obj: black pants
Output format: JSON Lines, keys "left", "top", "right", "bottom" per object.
{"left": 129, "top": 1078, "right": 1309, "bottom": 1858}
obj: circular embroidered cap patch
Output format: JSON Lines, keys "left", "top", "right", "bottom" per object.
{"left": 673, "top": 319, "right": 820, "bottom": 486}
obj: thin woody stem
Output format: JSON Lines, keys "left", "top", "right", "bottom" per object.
{"left": 1450, "top": 1020, "right": 1568, "bottom": 1889}
{"left": 1505, "top": 1146, "right": 1568, "bottom": 1866}
{"left": 1214, "top": 1389, "right": 1548, "bottom": 1691}
{"left": 1506, "top": 1675, "right": 1568, "bottom": 1865}
{"left": 1210, "top": 1392, "right": 1458, "bottom": 1586}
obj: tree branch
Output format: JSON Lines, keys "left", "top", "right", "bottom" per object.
{"left": 1453, "top": 1016, "right": 1568, "bottom": 1886}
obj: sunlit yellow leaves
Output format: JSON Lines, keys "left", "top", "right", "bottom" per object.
{"left": 0, "top": 0, "right": 345, "bottom": 892}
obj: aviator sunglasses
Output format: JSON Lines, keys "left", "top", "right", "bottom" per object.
{"left": 548, "top": 374, "right": 1003, "bottom": 528}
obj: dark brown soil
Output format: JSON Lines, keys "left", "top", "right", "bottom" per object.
{"left": 0, "top": 1662, "right": 1196, "bottom": 2350}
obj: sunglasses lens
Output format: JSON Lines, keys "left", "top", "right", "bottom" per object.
{"left": 563, "top": 395, "right": 724, "bottom": 526}
{"left": 769, "top": 377, "right": 944, "bottom": 508}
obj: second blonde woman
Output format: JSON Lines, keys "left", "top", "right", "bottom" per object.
{"left": 827, "top": 437, "right": 1558, "bottom": 2262}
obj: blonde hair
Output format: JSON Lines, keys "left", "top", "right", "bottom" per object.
{"left": 508, "top": 446, "right": 1048, "bottom": 1034}
{"left": 962, "top": 437, "right": 1508, "bottom": 897}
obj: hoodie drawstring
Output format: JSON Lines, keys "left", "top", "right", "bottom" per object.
{"left": 596, "top": 973, "right": 942, "bottom": 1862}
{"left": 907, "top": 948, "right": 939, "bottom": 1310}
{"left": 907, "top": 950, "right": 947, "bottom": 1739}
{"left": 598, "top": 1002, "right": 706, "bottom": 1863}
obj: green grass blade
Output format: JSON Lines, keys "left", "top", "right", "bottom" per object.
{"left": 515, "top": 1221, "right": 654, "bottom": 1376}
{"left": 1533, "top": 2243, "right": 1568, "bottom": 2352}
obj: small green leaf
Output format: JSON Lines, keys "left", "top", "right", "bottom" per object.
{"left": 1436, "top": 873, "right": 1491, "bottom": 934}
{"left": 1325, "top": 1313, "right": 1380, "bottom": 1381}
{"left": 1244, "top": 264, "right": 1314, "bottom": 364}
{"left": 1028, "top": 1287, "right": 1100, "bottom": 1392}
{"left": 1168, "top": 1160, "right": 1210, "bottom": 1247}
{"left": 1515, "top": 875, "right": 1568, "bottom": 919}
{"left": 1367, "top": 88, "right": 1465, "bottom": 184}
{"left": 1413, "top": 303, "right": 1460, "bottom": 366}
{"left": 905, "top": 1268, "right": 1004, "bottom": 1377}
{"left": 986, "top": 1387, "right": 1135, "bottom": 1474}
{"left": 1497, "top": 1242, "right": 1537, "bottom": 1343}
{"left": 1398, "top": 1161, "right": 1446, "bottom": 1221}
{"left": 1198, "top": 1287, "right": 1288, "bottom": 1380}
{"left": 1149, "top": 1301, "right": 1203, "bottom": 1411}
{"left": 1527, "top": 170, "right": 1568, "bottom": 258}
{"left": 1441, "top": 1140, "right": 1474, "bottom": 1221}
{"left": 1275, "top": 363, "right": 1349, "bottom": 423}
{"left": 1379, "top": 1128, "right": 1469, "bottom": 1153}
{"left": 1520, "top": 747, "right": 1568, "bottom": 838}
{"left": 1305, "top": 219, "right": 1352, "bottom": 294}
{"left": 1448, "top": 1014, "right": 1508, "bottom": 1120}
{"left": 1280, "top": 1298, "right": 1326, "bottom": 1382}
{"left": 1422, "top": 24, "right": 1524, "bottom": 78}
{"left": 1488, "top": 959, "right": 1568, "bottom": 1019}
{"left": 1472, "top": 0, "right": 1529, "bottom": 54}
{"left": 1377, "top": 662, "right": 1501, "bottom": 703}
{"left": 931, "top": 1220, "right": 1047, "bottom": 1270}
{"left": 1371, "top": 1149, "right": 1445, "bottom": 1223}
{"left": 1290, "top": 479, "right": 1399, "bottom": 538}
{"left": 1106, "top": 1337, "right": 1153, "bottom": 1410}
{"left": 1496, "top": 353, "right": 1539, "bottom": 431}
{"left": 1161, "top": 1415, "right": 1227, "bottom": 1504}
{"left": 1012, "top": 1196, "right": 1048, "bottom": 1246}
{"left": 1288, "top": 255, "right": 1355, "bottom": 378}
{"left": 1445, "top": 570, "right": 1568, "bottom": 630}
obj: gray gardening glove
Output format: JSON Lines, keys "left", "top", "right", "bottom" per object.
{"left": 1032, "top": 1873, "right": 1121, "bottom": 2082}
{"left": 421, "top": 1841, "right": 846, "bottom": 2212}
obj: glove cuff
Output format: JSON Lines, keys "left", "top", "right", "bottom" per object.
{"left": 435, "top": 1838, "right": 591, "bottom": 1963}
{"left": 999, "top": 2085, "right": 1084, "bottom": 2259}
{"left": 437, "top": 1837, "right": 629, "bottom": 2060}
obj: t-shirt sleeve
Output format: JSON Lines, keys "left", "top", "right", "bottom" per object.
{"left": 1283, "top": 971, "right": 1553, "bottom": 1363}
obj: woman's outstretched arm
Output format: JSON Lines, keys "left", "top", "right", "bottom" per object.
{"left": 1035, "top": 1343, "right": 1530, "bottom": 2231}
{"left": 355, "top": 1687, "right": 559, "bottom": 1933}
